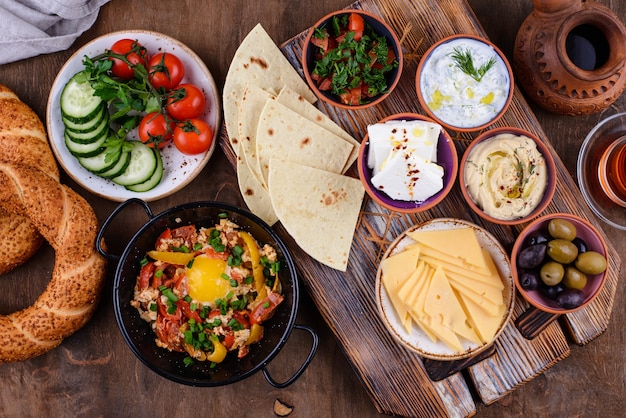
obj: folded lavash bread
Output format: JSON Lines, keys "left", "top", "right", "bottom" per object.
{"left": 223, "top": 23, "right": 317, "bottom": 153}
{"left": 275, "top": 86, "right": 360, "bottom": 172}
{"left": 255, "top": 99, "right": 354, "bottom": 186}
{"left": 267, "top": 158, "right": 365, "bottom": 272}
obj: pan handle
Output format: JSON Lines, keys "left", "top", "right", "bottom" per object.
{"left": 95, "top": 198, "right": 154, "bottom": 262}
{"left": 262, "top": 324, "right": 319, "bottom": 389}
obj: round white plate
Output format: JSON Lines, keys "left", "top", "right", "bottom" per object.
{"left": 46, "top": 30, "right": 221, "bottom": 202}
{"left": 375, "top": 218, "right": 515, "bottom": 360}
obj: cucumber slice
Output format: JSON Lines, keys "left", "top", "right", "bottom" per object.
{"left": 126, "top": 149, "right": 163, "bottom": 192}
{"left": 111, "top": 141, "right": 158, "bottom": 186}
{"left": 60, "top": 71, "right": 103, "bottom": 123}
{"left": 63, "top": 105, "right": 107, "bottom": 133}
{"left": 99, "top": 149, "right": 131, "bottom": 179}
{"left": 77, "top": 148, "right": 120, "bottom": 174}
{"left": 64, "top": 114, "right": 110, "bottom": 144}
{"left": 64, "top": 129, "right": 108, "bottom": 157}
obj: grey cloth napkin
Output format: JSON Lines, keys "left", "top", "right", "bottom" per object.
{"left": 0, "top": 0, "right": 111, "bottom": 65}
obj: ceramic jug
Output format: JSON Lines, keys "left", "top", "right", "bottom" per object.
{"left": 514, "top": 0, "right": 626, "bottom": 115}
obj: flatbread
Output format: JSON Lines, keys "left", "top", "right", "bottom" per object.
{"left": 236, "top": 142, "right": 278, "bottom": 226}
{"left": 256, "top": 100, "right": 354, "bottom": 185}
{"left": 238, "top": 84, "right": 274, "bottom": 186}
{"left": 276, "top": 86, "right": 360, "bottom": 172}
{"left": 267, "top": 158, "right": 365, "bottom": 271}
{"left": 223, "top": 23, "right": 316, "bottom": 153}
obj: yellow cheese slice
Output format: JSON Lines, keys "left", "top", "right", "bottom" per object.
{"left": 420, "top": 254, "right": 504, "bottom": 289}
{"left": 445, "top": 270, "right": 504, "bottom": 306}
{"left": 407, "top": 227, "right": 489, "bottom": 271}
{"left": 408, "top": 242, "right": 491, "bottom": 276}
{"left": 424, "top": 266, "right": 481, "bottom": 344}
{"left": 455, "top": 288, "right": 504, "bottom": 343}
{"left": 397, "top": 259, "right": 426, "bottom": 304}
{"left": 380, "top": 246, "right": 421, "bottom": 333}
{"left": 422, "top": 313, "right": 464, "bottom": 352}
{"left": 447, "top": 276, "right": 503, "bottom": 317}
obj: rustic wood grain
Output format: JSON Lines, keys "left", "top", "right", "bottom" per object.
{"left": 218, "top": 0, "right": 622, "bottom": 416}
{"left": 0, "top": 0, "right": 624, "bottom": 417}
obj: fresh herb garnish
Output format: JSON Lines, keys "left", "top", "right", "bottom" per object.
{"left": 449, "top": 47, "right": 496, "bottom": 82}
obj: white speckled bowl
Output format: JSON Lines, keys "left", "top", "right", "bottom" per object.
{"left": 375, "top": 218, "right": 515, "bottom": 361}
{"left": 47, "top": 30, "right": 221, "bottom": 201}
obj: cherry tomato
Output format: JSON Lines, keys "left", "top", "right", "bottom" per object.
{"left": 148, "top": 52, "right": 185, "bottom": 90}
{"left": 138, "top": 112, "right": 175, "bottom": 149}
{"left": 108, "top": 39, "right": 148, "bottom": 80}
{"left": 166, "top": 83, "right": 206, "bottom": 120}
{"left": 173, "top": 118, "right": 213, "bottom": 155}
{"left": 348, "top": 13, "right": 365, "bottom": 41}
{"left": 339, "top": 86, "right": 362, "bottom": 106}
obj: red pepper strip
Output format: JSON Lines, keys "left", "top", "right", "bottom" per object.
{"left": 138, "top": 262, "right": 155, "bottom": 290}
{"left": 157, "top": 297, "right": 181, "bottom": 321}
{"left": 249, "top": 292, "right": 284, "bottom": 325}
{"left": 176, "top": 300, "right": 202, "bottom": 323}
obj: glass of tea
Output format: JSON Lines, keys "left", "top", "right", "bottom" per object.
{"left": 578, "top": 112, "right": 626, "bottom": 231}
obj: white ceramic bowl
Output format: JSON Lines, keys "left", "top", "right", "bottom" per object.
{"left": 47, "top": 30, "right": 221, "bottom": 202}
{"left": 375, "top": 218, "right": 515, "bottom": 360}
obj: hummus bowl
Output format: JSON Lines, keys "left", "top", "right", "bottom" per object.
{"left": 459, "top": 127, "right": 557, "bottom": 225}
{"left": 416, "top": 34, "right": 514, "bottom": 132}
{"left": 357, "top": 113, "right": 458, "bottom": 213}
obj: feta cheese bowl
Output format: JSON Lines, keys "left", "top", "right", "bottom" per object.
{"left": 357, "top": 113, "right": 458, "bottom": 213}
{"left": 416, "top": 34, "right": 514, "bottom": 132}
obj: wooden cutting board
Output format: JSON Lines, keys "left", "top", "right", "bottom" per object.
{"left": 219, "top": 0, "right": 621, "bottom": 416}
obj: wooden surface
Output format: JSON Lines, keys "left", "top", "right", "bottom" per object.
{"left": 0, "top": 0, "right": 624, "bottom": 417}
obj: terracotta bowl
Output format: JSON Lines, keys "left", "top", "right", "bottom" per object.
{"left": 416, "top": 34, "right": 514, "bottom": 132}
{"left": 459, "top": 126, "right": 556, "bottom": 225}
{"left": 302, "top": 9, "right": 403, "bottom": 110}
{"left": 357, "top": 113, "right": 458, "bottom": 213}
{"left": 511, "top": 213, "right": 609, "bottom": 314}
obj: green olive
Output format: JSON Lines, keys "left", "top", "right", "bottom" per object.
{"left": 540, "top": 261, "right": 564, "bottom": 286}
{"left": 547, "top": 239, "right": 579, "bottom": 264}
{"left": 563, "top": 266, "right": 588, "bottom": 290}
{"left": 548, "top": 218, "right": 577, "bottom": 241}
{"left": 575, "top": 251, "right": 607, "bottom": 275}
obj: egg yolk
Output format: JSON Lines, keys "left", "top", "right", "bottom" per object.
{"left": 186, "top": 254, "right": 231, "bottom": 303}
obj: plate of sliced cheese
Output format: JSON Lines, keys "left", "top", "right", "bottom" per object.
{"left": 375, "top": 218, "right": 515, "bottom": 360}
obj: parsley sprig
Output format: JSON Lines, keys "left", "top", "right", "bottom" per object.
{"left": 449, "top": 47, "right": 496, "bottom": 82}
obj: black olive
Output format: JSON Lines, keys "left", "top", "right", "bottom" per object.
{"left": 517, "top": 244, "right": 547, "bottom": 269}
{"left": 556, "top": 289, "right": 585, "bottom": 309}
{"left": 519, "top": 270, "right": 539, "bottom": 290}
{"left": 572, "top": 237, "right": 588, "bottom": 254}
{"left": 525, "top": 230, "right": 550, "bottom": 247}
{"left": 539, "top": 282, "right": 566, "bottom": 300}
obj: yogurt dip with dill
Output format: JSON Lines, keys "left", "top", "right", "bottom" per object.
{"left": 419, "top": 37, "right": 511, "bottom": 130}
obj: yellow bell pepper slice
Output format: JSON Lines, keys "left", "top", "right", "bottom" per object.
{"left": 240, "top": 231, "right": 267, "bottom": 300}
{"left": 206, "top": 339, "right": 227, "bottom": 363}
{"left": 245, "top": 323, "right": 264, "bottom": 346}
{"left": 147, "top": 250, "right": 195, "bottom": 265}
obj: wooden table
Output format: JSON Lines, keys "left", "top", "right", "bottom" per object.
{"left": 0, "top": 0, "right": 624, "bottom": 416}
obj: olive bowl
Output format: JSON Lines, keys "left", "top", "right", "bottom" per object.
{"left": 511, "top": 212, "right": 609, "bottom": 315}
